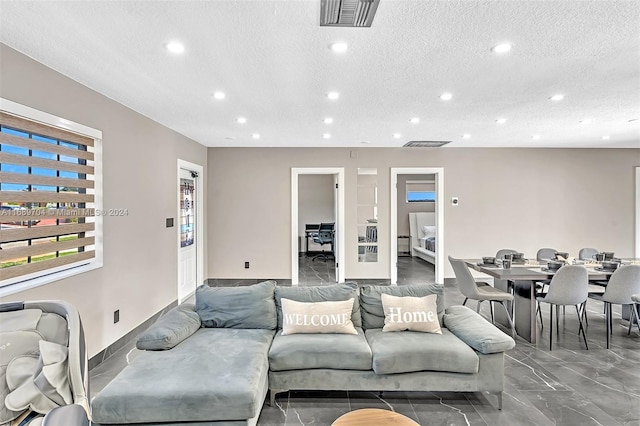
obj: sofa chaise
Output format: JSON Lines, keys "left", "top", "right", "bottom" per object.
{"left": 92, "top": 281, "right": 515, "bottom": 425}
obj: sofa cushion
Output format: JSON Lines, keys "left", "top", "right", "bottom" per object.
{"left": 381, "top": 294, "right": 441, "bottom": 334}
{"left": 360, "top": 283, "right": 444, "bottom": 330}
{"left": 92, "top": 328, "right": 275, "bottom": 424}
{"left": 365, "top": 328, "right": 479, "bottom": 375}
{"left": 269, "top": 327, "right": 372, "bottom": 371}
{"left": 136, "top": 304, "right": 201, "bottom": 350}
{"left": 275, "top": 282, "right": 362, "bottom": 328}
{"left": 444, "top": 305, "right": 516, "bottom": 354}
{"left": 281, "top": 298, "right": 357, "bottom": 335}
{"left": 196, "top": 281, "right": 277, "bottom": 329}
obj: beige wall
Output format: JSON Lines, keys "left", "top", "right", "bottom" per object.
{"left": 0, "top": 44, "right": 208, "bottom": 357}
{"left": 208, "top": 147, "right": 639, "bottom": 280}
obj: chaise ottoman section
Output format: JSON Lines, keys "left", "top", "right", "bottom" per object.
{"left": 92, "top": 328, "right": 274, "bottom": 424}
{"left": 365, "top": 328, "right": 479, "bottom": 375}
{"left": 269, "top": 327, "right": 372, "bottom": 371}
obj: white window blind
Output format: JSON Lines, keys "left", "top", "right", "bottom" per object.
{"left": 0, "top": 109, "right": 101, "bottom": 288}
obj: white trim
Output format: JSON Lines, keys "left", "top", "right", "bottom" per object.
{"left": 291, "top": 168, "right": 345, "bottom": 285}
{"left": 391, "top": 167, "right": 444, "bottom": 285}
{"left": 636, "top": 167, "right": 640, "bottom": 258}
{"left": 177, "top": 159, "right": 204, "bottom": 303}
{"left": 0, "top": 98, "right": 102, "bottom": 139}
{"left": 0, "top": 98, "right": 103, "bottom": 297}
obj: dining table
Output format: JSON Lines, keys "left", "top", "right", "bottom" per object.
{"left": 462, "top": 259, "right": 620, "bottom": 343}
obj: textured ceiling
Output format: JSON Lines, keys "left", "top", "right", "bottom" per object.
{"left": 1, "top": 0, "right": 639, "bottom": 148}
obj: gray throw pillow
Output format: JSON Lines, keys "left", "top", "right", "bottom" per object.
{"left": 359, "top": 283, "right": 444, "bottom": 330}
{"left": 443, "top": 305, "right": 515, "bottom": 354}
{"left": 136, "top": 304, "right": 201, "bottom": 350}
{"left": 196, "top": 281, "right": 277, "bottom": 329}
{"left": 275, "top": 282, "right": 362, "bottom": 329}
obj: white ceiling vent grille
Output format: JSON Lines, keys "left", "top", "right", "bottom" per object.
{"left": 320, "top": 0, "right": 380, "bottom": 27}
{"left": 403, "top": 141, "right": 451, "bottom": 148}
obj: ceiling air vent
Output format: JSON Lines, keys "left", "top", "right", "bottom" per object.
{"left": 320, "top": 0, "right": 380, "bottom": 27}
{"left": 403, "top": 141, "right": 451, "bottom": 148}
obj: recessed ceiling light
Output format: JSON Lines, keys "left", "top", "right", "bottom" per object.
{"left": 393, "top": 133, "right": 402, "bottom": 139}
{"left": 360, "top": 141, "right": 370, "bottom": 144}
{"left": 323, "top": 133, "right": 331, "bottom": 139}
{"left": 602, "top": 135, "right": 610, "bottom": 140}
{"left": 225, "top": 137, "right": 236, "bottom": 140}
{"left": 440, "top": 92, "right": 453, "bottom": 101}
{"left": 213, "top": 91, "right": 226, "bottom": 100}
{"left": 491, "top": 43, "right": 512, "bottom": 54}
{"left": 580, "top": 119, "right": 592, "bottom": 125}
{"left": 165, "top": 41, "right": 185, "bottom": 54}
{"left": 629, "top": 118, "right": 638, "bottom": 123}
{"left": 496, "top": 118, "right": 507, "bottom": 124}
{"left": 252, "top": 133, "right": 261, "bottom": 139}
{"left": 532, "top": 135, "right": 541, "bottom": 140}
{"left": 409, "top": 117, "right": 420, "bottom": 124}
{"left": 330, "top": 42, "right": 348, "bottom": 53}
{"left": 462, "top": 134, "right": 471, "bottom": 139}
{"left": 327, "top": 92, "right": 340, "bottom": 100}
{"left": 549, "top": 94, "right": 564, "bottom": 101}
{"left": 236, "top": 117, "right": 247, "bottom": 124}
{"left": 323, "top": 117, "right": 334, "bottom": 124}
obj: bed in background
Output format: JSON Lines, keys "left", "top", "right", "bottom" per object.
{"left": 408, "top": 212, "right": 436, "bottom": 265}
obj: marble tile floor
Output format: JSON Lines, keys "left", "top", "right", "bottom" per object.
{"left": 297, "top": 254, "right": 436, "bottom": 287}
{"left": 89, "top": 275, "right": 640, "bottom": 426}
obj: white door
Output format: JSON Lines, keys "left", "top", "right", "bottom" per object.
{"left": 390, "top": 168, "right": 445, "bottom": 285}
{"left": 178, "top": 168, "right": 197, "bottom": 302}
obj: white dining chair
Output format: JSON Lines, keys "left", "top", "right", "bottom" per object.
{"left": 631, "top": 294, "right": 640, "bottom": 335}
{"left": 536, "top": 265, "right": 589, "bottom": 350}
{"left": 578, "top": 247, "right": 599, "bottom": 261}
{"left": 449, "top": 256, "right": 515, "bottom": 337}
{"left": 588, "top": 265, "right": 640, "bottom": 348}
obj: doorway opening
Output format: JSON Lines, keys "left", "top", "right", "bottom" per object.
{"left": 291, "top": 168, "right": 345, "bottom": 285}
{"left": 390, "top": 168, "right": 444, "bottom": 285}
{"left": 177, "top": 160, "right": 204, "bottom": 303}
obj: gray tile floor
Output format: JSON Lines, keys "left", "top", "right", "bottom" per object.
{"left": 89, "top": 258, "right": 640, "bottom": 425}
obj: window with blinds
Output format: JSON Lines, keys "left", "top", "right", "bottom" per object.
{"left": 406, "top": 179, "right": 436, "bottom": 203}
{"left": 0, "top": 106, "right": 102, "bottom": 289}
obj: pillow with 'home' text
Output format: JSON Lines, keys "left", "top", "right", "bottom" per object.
{"left": 281, "top": 298, "right": 357, "bottom": 335}
{"left": 381, "top": 293, "right": 442, "bottom": 334}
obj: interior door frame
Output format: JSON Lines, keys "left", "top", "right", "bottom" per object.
{"left": 291, "top": 168, "right": 345, "bottom": 285}
{"left": 390, "top": 167, "right": 444, "bottom": 284}
{"left": 177, "top": 159, "right": 204, "bottom": 303}
{"left": 636, "top": 166, "right": 640, "bottom": 257}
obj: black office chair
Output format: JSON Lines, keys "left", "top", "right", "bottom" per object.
{"left": 312, "top": 222, "right": 335, "bottom": 262}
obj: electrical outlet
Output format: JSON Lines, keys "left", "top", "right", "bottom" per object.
{"left": 245, "top": 261, "right": 250, "bottom": 269}
{"left": 114, "top": 309, "right": 120, "bottom": 324}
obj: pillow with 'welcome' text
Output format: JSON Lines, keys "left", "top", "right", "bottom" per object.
{"left": 381, "top": 293, "right": 442, "bottom": 334}
{"left": 281, "top": 298, "right": 357, "bottom": 335}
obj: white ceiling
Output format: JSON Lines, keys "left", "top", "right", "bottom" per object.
{"left": 1, "top": 0, "right": 639, "bottom": 148}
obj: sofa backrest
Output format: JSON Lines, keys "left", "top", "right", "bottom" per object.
{"left": 359, "top": 283, "right": 444, "bottom": 330}
{"left": 196, "top": 281, "right": 277, "bottom": 329}
{"left": 274, "top": 282, "right": 362, "bottom": 329}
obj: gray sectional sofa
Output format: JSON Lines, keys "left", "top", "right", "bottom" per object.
{"left": 92, "top": 281, "right": 515, "bottom": 425}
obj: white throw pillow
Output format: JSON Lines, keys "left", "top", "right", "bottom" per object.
{"left": 421, "top": 225, "right": 436, "bottom": 239}
{"left": 381, "top": 293, "right": 442, "bottom": 334}
{"left": 281, "top": 298, "right": 358, "bottom": 335}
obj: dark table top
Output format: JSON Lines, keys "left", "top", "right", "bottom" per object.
{"left": 463, "top": 259, "right": 614, "bottom": 281}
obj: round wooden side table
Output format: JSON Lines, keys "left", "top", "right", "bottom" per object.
{"left": 332, "top": 408, "right": 420, "bottom": 426}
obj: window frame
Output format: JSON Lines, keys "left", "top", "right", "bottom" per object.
{"left": 405, "top": 179, "right": 436, "bottom": 204}
{"left": 0, "top": 98, "right": 103, "bottom": 296}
